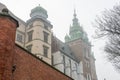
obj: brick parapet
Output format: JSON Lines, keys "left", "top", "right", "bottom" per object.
{"left": 0, "top": 10, "right": 18, "bottom": 80}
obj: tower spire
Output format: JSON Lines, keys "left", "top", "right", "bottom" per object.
{"left": 74, "top": 9, "right": 77, "bottom": 18}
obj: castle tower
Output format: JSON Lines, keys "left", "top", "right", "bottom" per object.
{"left": 0, "top": 8, "right": 18, "bottom": 80}
{"left": 64, "top": 10, "right": 97, "bottom": 80}
{"left": 65, "top": 9, "right": 84, "bottom": 42}
{"left": 25, "top": 5, "right": 53, "bottom": 64}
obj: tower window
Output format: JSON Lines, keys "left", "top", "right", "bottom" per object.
{"left": 29, "top": 23, "right": 33, "bottom": 28}
{"left": 43, "top": 31, "right": 49, "bottom": 43}
{"left": 87, "top": 74, "right": 91, "bottom": 80}
{"left": 44, "top": 24, "right": 48, "bottom": 30}
{"left": 43, "top": 45, "right": 49, "bottom": 57}
{"left": 17, "top": 34, "right": 23, "bottom": 42}
{"left": 63, "top": 55, "right": 65, "bottom": 73}
{"left": 26, "top": 44, "right": 32, "bottom": 52}
{"left": 75, "top": 63, "right": 77, "bottom": 70}
{"left": 28, "top": 30, "right": 33, "bottom": 42}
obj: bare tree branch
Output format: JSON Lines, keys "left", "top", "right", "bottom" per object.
{"left": 94, "top": 3, "right": 120, "bottom": 72}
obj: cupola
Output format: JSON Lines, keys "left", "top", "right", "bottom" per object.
{"left": 30, "top": 4, "right": 48, "bottom": 19}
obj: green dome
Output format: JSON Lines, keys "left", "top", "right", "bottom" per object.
{"left": 30, "top": 5, "right": 48, "bottom": 19}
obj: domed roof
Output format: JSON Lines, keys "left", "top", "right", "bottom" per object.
{"left": 30, "top": 4, "right": 48, "bottom": 19}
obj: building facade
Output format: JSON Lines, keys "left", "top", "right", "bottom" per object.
{"left": 0, "top": 2, "right": 97, "bottom": 80}
{"left": 52, "top": 36, "right": 82, "bottom": 80}
{"left": 52, "top": 10, "right": 98, "bottom": 80}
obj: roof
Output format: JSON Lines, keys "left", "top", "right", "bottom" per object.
{"left": 0, "top": 3, "right": 26, "bottom": 25}
{"left": 30, "top": 5, "right": 48, "bottom": 19}
{"left": 53, "top": 36, "right": 78, "bottom": 62}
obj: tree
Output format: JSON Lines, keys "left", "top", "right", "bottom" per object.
{"left": 94, "top": 4, "right": 120, "bottom": 72}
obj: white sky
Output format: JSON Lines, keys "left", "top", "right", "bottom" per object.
{"left": 1, "top": 0, "right": 120, "bottom": 80}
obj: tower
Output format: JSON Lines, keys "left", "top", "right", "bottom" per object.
{"left": 25, "top": 5, "right": 53, "bottom": 64}
{"left": 65, "top": 9, "right": 84, "bottom": 42}
{"left": 64, "top": 10, "right": 97, "bottom": 80}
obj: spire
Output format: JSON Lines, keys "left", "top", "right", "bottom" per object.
{"left": 68, "top": 9, "right": 83, "bottom": 41}
{"left": 72, "top": 9, "right": 78, "bottom": 26}
{"left": 74, "top": 9, "right": 77, "bottom": 18}
{"left": 64, "top": 9, "right": 89, "bottom": 43}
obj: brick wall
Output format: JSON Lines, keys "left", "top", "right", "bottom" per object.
{"left": 0, "top": 13, "right": 18, "bottom": 80}
{"left": 13, "top": 45, "right": 72, "bottom": 80}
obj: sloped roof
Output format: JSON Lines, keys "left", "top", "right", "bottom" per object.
{"left": 52, "top": 36, "right": 78, "bottom": 62}
{"left": 0, "top": 3, "right": 26, "bottom": 25}
{"left": 0, "top": 3, "right": 6, "bottom": 11}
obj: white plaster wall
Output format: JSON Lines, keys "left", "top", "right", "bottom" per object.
{"left": 65, "top": 56, "right": 71, "bottom": 76}
{"left": 79, "top": 61, "right": 84, "bottom": 80}
{"left": 53, "top": 51, "right": 62, "bottom": 64}
{"left": 53, "top": 51, "right": 64, "bottom": 72}
{"left": 15, "top": 22, "right": 26, "bottom": 47}
{"left": 53, "top": 51, "right": 82, "bottom": 80}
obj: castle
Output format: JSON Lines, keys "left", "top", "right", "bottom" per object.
{"left": 0, "top": 3, "right": 97, "bottom": 80}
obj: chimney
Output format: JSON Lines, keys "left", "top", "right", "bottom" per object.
{"left": 0, "top": 8, "right": 18, "bottom": 80}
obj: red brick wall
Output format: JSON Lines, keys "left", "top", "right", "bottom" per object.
{"left": 13, "top": 45, "right": 72, "bottom": 80}
{"left": 0, "top": 14, "right": 18, "bottom": 80}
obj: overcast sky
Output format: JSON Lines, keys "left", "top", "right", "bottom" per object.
{"left": 1, "top": 0, "right": 120, "bottom": 80}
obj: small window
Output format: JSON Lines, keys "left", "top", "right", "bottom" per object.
{"left": 63, "top": 55, "right": 65, "bottom": 73}
{"left": 43, "top": 31, "right": 49, "bottom": 43}
{"left": 87, "top": 74, "right": 91, "bottom": 80}
{"left": 44, "top": 24, "right": 48, "bottom": 30}
{"left": 75, "top": 63, "right": 77, "bottom": 69}
{"left": 43, "top": 45, "right": 49, "bottom": 57}
{"left": 26, "top": 44, "right": 32, "bottom": 52}
{"left": 28, "top": 30, "right": 33, "bottom": 42}
{"left": 29, "top": 23, "right": 33, "bottom": 28}
{"left": 87, "top": 61, "right": 90, "bottom": 68}
{"left": 17, "top": 34, "right": 22, "bottom": 42}
{"left": 84, "top": 48, "right": 89, "bottom": 58}
{"left": 69, "top": 59, "right": 71, "bottom": 67}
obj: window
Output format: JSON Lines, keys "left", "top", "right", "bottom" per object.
{"left": 43, "top": 31, "right": 49, "bottom": 43}
{"left": 69, "top": 59, "right": 71, "bottom": 68}
{"left": 17, "top": 34, "right": 22, "bottom": 42}
{"left": 44, "top": 24, "right": 48, "bottom": 30}
{"left": 43, "top": 45, "right": 49, "bottom": 57}
{"left": 75, "top": 63, "right": 77, "bottom": 70}
{"left": 28, "top": 30, "right": 33, "bottom": 42}
{"left": 63, "top": 55, "right": 65, "bottom": 73}
{"left": 26, "top": 44, "right": 32, "bottom": 52}
{"left": 87, "top": 74, "right": 91, "bottom": 80}
{"left": 84, "top": 48, "right": 89, "bottom": 58}
{"left": 85, "top": 60, "right": 90, "bottom": 68}
{"left": 29, "top": 23, "right": 33, "bottom": 28}
{"left": 87, "top": 61, "right": 90, "bottom": 68}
